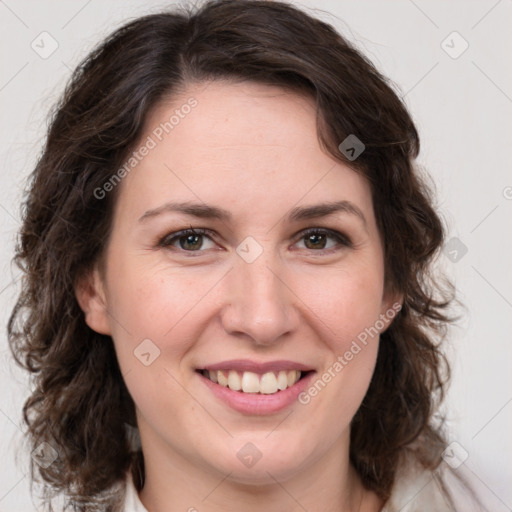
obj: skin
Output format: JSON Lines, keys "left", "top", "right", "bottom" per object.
{"left": 76, "top": 81, "right": 400, "bottom": 512}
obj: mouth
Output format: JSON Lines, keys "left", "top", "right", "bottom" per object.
{"left": 196, "top": 368, "right": 313, "bottom": 395}
{"left": 194, "top": 359, "right": 316, "bottom": 414}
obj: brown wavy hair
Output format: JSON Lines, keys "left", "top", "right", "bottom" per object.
{"left": 9, "top": 0, "right": 456, "bottom": 509}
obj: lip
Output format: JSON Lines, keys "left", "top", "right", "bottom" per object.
{"left": 198, "top": 368, "right": 316, "bottom": 415}
{"left": 199, "top": 359, "right": 315, "bottom": 373}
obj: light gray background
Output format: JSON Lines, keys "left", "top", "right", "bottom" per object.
{"left": 1, "top": 1, "right": 511, "bottom": 511}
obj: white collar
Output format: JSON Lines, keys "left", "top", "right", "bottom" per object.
{"left": 123, "top": 474, "right": 149, "bottom": 512}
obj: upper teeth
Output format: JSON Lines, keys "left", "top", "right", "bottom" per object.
{"left": 203, "top": 369, "right": 302, "bottom": 394}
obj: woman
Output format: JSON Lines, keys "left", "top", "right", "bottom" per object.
{"left": 8, "top": 1, "right": 485, "bottom": 510}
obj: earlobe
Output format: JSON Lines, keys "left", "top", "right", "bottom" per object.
{"left": 74, "top": 268, "right": 112, "bottom": 335}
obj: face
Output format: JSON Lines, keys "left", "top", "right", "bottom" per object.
{"left": 78, "top": 81, "right": 399, "bottom": 485}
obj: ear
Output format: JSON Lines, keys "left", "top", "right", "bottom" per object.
{"left": 74, "top": 267, "right": 112, "bottom": 335}
{"left": 379, "top": 289, "right": 404, "bottom": 334}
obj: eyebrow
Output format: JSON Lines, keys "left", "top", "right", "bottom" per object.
{"left": 287, "top": 200, "right": 367, "bottom": 227}
{"left": 138, "top": 199, "right": 367, "bottom": 227}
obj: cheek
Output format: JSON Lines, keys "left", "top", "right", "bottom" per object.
{"left": 299, "top": 261, "right": 385, "bottom": 346}
{"left": 298, "top": 273, "right": 382, "bottom": 434}
{"left": 109, "top": 257, "right": 206, "bottom": 339}
{"left": 295, "top": 261, "right": 384, "bottom": 408}
{"left": 104, "top": 256, "right": 218, "bottom": 365}
{"left": 103, "top": 260, "right": 211, "bottom": 425}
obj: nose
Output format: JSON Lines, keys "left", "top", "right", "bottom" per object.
{"left": 219, "top": 250, "right": 299, "bottom": 346}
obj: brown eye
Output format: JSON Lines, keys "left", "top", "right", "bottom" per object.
{"left": 178, "top": 233, "right": 204, "bottom": 251}
{"left": 160, "top": 228, "right": 216, "bottom": 252}
{"left": 296, "top": 228, "right": 352, "bottom": 252}
{"left": 304, "top": 232, "right": 328, "bottom": 250}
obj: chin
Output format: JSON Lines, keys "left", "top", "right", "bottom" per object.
{"left": 205, "top": 439, "right": 312, "bottom": 485}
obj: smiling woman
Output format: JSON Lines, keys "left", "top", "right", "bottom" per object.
{"left": 8, "top": 1, "right": 485, "bottom": 511}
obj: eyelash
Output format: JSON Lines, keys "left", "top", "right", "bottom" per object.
{"left": 158, "top": 226, "right": 353, "bottom": 255}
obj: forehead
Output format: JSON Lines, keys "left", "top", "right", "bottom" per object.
{"left": 113, "top": 80, "right": 374, "bottom": 225}
{"left": 148, "top": 80, "right": 320, "bottom": 152}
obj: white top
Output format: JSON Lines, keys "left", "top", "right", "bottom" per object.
{"left": 121, "top": 458, "right": 483, "bottom": 511}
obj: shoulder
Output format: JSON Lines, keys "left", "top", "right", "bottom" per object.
{"left": 382, "top": 455, "right": 488, "bottom": 512}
